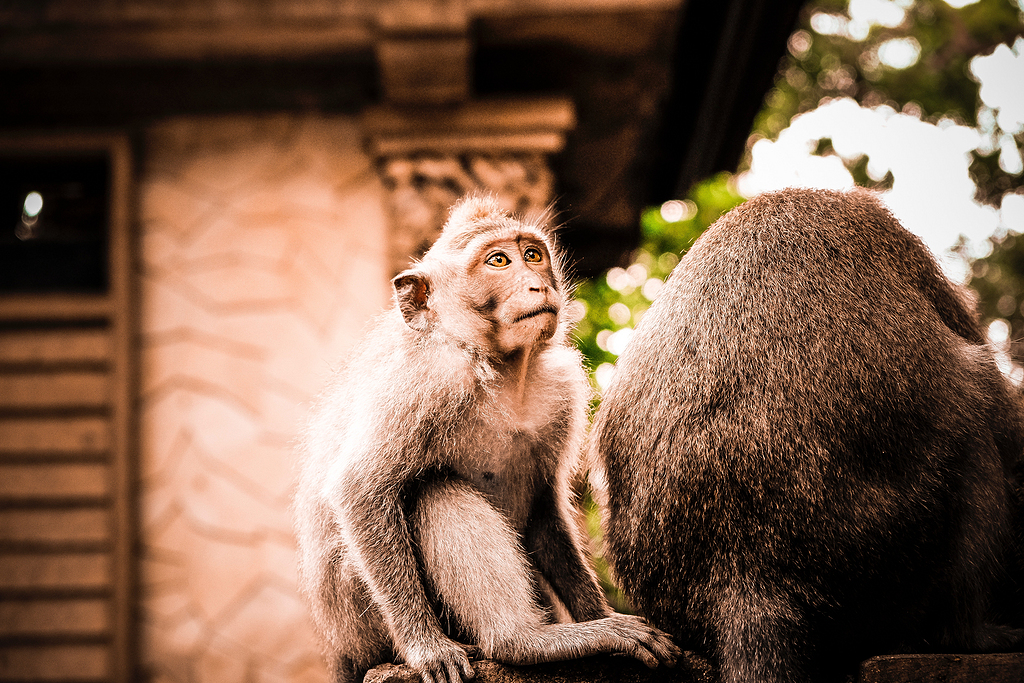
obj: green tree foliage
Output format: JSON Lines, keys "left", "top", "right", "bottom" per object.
{"left": 754, "top": 0, "right": 1023, "bottom": 198}
{"left": 576, "top": 0, "right": 1024, "bottom": 385}
{"left": 962, "top": 232, "right": 1024, "bottom": 370}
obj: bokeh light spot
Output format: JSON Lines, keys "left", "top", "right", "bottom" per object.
{"left": 23, "top": 191, "right": 43, "bottom": 218}
{"left": 877, "top": 37, "right": 921, "bottom": 69}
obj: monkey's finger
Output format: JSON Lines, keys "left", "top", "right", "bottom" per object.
{"left": 621, "top": 638, "right": 660, "bottom": 669}
{"left": 457, "top": 655, "right": 476, "bottom": 680}
{"left": 458, "top": 643, "right": 482, "bottom": 661}
{"left": 429, "top": 662, "right": 452, "bottom": 683}
{"left": 621, "top": 625, "right": 674, "bottom": 667}
{"left": 650, "top": 642, "right": 679, "bottom": 666}
{"left": 610, "top": 614, "right": 680, "bottom": 666}
{"left": 443, "top": 657, "right": 473, "bottom": 683}
{"left": 420, "top": 670, "right": 438, "bottom": 683}
{"left": 635, "top": 626, "right": 680, "bottom": 666}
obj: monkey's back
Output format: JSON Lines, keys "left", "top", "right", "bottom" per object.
{"left": 593, "top": 188, "right": 1023, "bottom": 678}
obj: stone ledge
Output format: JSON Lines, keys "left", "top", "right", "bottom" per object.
{"left": 858, "top": 652, "right": 1024, "bottom": 683}
{"left": 365, "top": 651, "right": 1024, "bottom": 683}
{"left": 365, "top": 652, "right": 714, "bottom": 683}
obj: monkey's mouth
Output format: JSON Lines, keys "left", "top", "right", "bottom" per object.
{"left": 514, "top": 305, "right": 558, "bottom": 324}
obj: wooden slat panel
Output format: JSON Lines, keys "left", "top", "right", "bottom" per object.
{"left": 0, "top": 372, "right": 109, "bottom": 410}
{"left": 0, "top": 509, "right": 109, "bottom": 544}
{"left": 0, "top": 329, "right": 110, "bottom": 365}
{"left": 0, "top": 295, "right": 111, "bottom": 321}
{"left": 0, "top": 599, "right": 109, "bottom": 636}
{"left": 105, "top": 133, "right": 136, "bottom": 683}
{"left": 0, "top": 464, "right": 108, "bottom": 500}
{"left": 0, "top": 553, "right": 110, "bottom": 591}
{"left": 0, "top": 644, "right": 109, "bottom": 681}
{"left": 0, "top": 134, "right": 135, "bottom": 683}
{"left": 0, "top": 417, "right": 110, "bottom": 455}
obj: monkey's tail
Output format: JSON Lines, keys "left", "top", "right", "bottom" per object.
{"left": 715, "top": 582, "right": 809, "bottom": 683}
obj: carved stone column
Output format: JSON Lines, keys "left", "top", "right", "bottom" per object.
{"left": 362, "top": 97, "right": 576, "bottom": 275}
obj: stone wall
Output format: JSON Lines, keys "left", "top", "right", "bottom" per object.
{"left": 138, "top": 114, "right": 391, "bottom": 683}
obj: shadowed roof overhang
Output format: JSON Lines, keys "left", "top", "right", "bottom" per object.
{"left": 648, "top": 0, "right": 804, "bottom": 204}
{"left": 473, "top": 0, "right": 804, "bottom": 273}
{"left": 0, "top": 0, "right": 804, "bottom": 274}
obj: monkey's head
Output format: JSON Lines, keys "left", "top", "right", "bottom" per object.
{"left": 392, "top": 194, "right": 568, "bottom": 358}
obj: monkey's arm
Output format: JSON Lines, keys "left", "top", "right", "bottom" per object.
{"left": 335, "top": 456, "right": 474, "bottom": 683}
{"left": 524, "top": 481, "right": 611, "bottom": 622}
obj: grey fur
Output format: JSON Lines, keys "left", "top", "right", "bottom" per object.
{"left": 294, "top": 195, "right": 679, "bottom": 683}
{"left": 590, "top": 188, "right": 1024, "bottom": 683}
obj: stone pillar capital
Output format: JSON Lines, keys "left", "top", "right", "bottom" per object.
{"left": 363, "top": 97, "right": 576, "bottom": 275}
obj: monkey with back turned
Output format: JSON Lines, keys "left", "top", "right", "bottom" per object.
{"left": 294, "top": 194, "right": 679, "bottom": 683}
{"left": 590, "top": 187, "right": 1024, "bottom": 683}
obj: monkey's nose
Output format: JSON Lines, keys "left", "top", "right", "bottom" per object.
{"left": 523, "top": 273, "right": 548, "bottom": 293}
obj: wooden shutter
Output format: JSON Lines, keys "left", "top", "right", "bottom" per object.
{"left": 0, "top": 135, "right": 135, "bottom": 683}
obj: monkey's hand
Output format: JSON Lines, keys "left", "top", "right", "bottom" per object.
{"left": 602, "top": 613, "right": 681, "bottom": 668}
{"left": 403, "top": 636, "right": 477, "bottom": 683}
{"left": 457, "top": 643, "right": 482, "bottom": 661}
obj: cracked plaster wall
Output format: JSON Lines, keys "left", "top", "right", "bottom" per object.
{"left": 139, "top": 114, "right": 390, "bottom": 683}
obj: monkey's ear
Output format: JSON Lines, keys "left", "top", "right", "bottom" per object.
{"left": 392, "top": 270, "right": 432, "bottom": 332}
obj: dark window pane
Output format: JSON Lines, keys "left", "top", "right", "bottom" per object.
{"left": 0, "top": 155, "right": 108, "bottom": 293}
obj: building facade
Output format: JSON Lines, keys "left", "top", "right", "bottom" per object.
{"left": 0, "top": 2, "right": 687, "bottom": 681}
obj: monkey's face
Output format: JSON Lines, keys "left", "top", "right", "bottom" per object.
{"left": 393, "top": 199, "right": 567, "bottom": 357}
{"left": 471, "top": 236, "right": 561, "bottom": 355}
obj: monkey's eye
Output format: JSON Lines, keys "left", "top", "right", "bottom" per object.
{"left": 523, "top": 247, "right": 544, "bottom": 264}
{"left": 486, "top": 252, "right": 510, "bottom": 268}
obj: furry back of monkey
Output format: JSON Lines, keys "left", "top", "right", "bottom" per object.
{"left": 591, "top": 188, "right": 1024, "bottom": 683}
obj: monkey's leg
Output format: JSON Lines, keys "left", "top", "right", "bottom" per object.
{"left": 296, "top": 509, "right": 393, "bottom": 683}
{"left": 411, "top": 480, "right": 678, "bottom": 669}
{"left": 311, "top": 567, "right": 393, "bottom": 683}
{"left": 524, "top": 483, "right": 612, "bottom": 623}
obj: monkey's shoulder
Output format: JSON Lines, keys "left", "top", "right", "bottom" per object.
{"left": 690, "top": 188, "right": 937, "bottom": 285}
{"left": 326, "top": 317, "right": 481, "bottom": 406}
